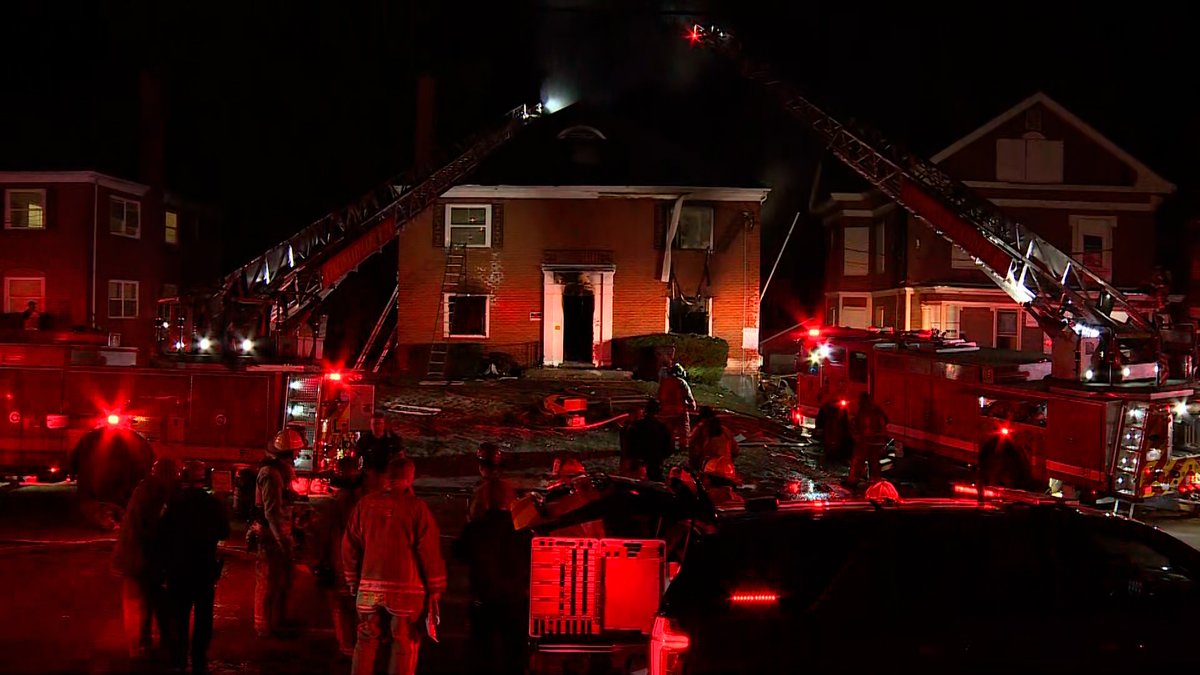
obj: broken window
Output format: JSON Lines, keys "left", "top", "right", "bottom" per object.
{"left": 675, "top": 205, "right": 713, "bottom": 250}
{"left": 445, "top": 294, "right": 488, "bottom": 337}
{"left": 445, "top": 205, "right": 491, "bottom": 247}
{"left": 669, "top": 296, "right": 710, "bottom": 335}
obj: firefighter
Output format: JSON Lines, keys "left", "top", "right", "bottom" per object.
{"left": 688, "top": 407, "right": 740, "bottom": 472}
{"left": 700, "top": 456, "right": 744, "bottom": 508}
{"left": 160, "top": 460, "right": 230, "bottom": 673}
{"left": 846, "top": 392, "right": 889, "bottom": 487}
{"left": 356, "top": 413, "right": 403, "bottom": 492}
{"left": 453, "top": 464, "right": 530, "bottom": 675}
{"left": 342, "top": 456, "right": 447, "bottom": 675}
{"left": 112, "top": 457, "right": 178, "bottom": 659}
{"left": 657, "top": 363, "right": 697, "bottom": 452}
{"left": 468, "top": 442, "right": 517, "bottom": 523}
{"left": 254, "top": 430, "right": 299, "bottom": 638}
{"left": 315, "top": 457, "right": 366, "bottom": 657}
{"left": 624, "top": 399, "right": 674, "bottom": 481}
{"left": 549, "top": 455, "right": 587, "bottom": 486}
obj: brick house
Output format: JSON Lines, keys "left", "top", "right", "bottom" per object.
{"left": 391, "top": 107, "right": 769, "bottom": 374}
{"left": 819, "top": 92, "right": 1175, "bottom": 349}
{"left": 0, "top": 171, "right": 218, "bottom": 362}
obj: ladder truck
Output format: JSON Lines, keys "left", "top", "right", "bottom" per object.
{"left": 684, "top": 22, "right": 1199, "bottom": 507}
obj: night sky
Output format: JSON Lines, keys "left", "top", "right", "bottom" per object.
{"left": 2, "top": 1, "right": 1197, "bottom": 327}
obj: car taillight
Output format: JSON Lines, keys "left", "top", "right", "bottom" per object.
{"left": 650, "top": 616, "right": 689, "bottom": 675}
{"left": 952, "top": 483, "right": 998, "bottom": 499}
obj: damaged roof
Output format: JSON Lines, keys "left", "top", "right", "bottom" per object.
{"left": 464, "top": 101, "right": 766, "bottom": 189}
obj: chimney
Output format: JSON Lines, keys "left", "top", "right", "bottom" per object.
{"left": 414, "top": 73, "right": 436, "bottom": 171}
{"left": 138, "top": 69, "right": 166, "bottom": 190}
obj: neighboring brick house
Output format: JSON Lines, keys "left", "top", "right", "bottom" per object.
{"left": 0, "top": 171, "right": 218, "bottom": 362}
{"left": 819, "top": 92, "right": 1175, "bottom": 350}
{"left": 391, "top": 107, "right": 769, "bottom": 374}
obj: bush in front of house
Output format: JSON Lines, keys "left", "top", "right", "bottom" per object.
{"left": 611, "top": 333, "right": 729, "bottom": 385}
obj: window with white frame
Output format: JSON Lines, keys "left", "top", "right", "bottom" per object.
{"left": 5, "top": 276, "right": 44, "bottom": 313}
{"left": 444, "top": 294, "right": 488, "bottom": 338}
{"left": 110, "top": 196, "right": 141, "bottom": 238}
{"left": 5, "top": 189, "right": 46, "bottom": 229}
{"left": 108, "top": 280, "right": 139, "bottom": 319}
{"left": 1071, "top": 215, "right": 1115, "bottom": 281}
{"left": 996, "top": 309, "right": 1019, "bottom": 350}
{"left": 843, "top": 227, "right": 869, "bottom": 276}
{"left": 445, "top": 205, "right": 491, "bottom": 247}
{"left": 675, "top": 205, "right": 714, "bottom": 250}
{"left": 996, "top": 133, "right": 1063, "bottom": 183}
{"left": 925, "top": 304, "right": 963, "bottom": 336}
{"left": 943, "top": 304, "right": 961, "bottom": 337}
{"left": 165, "top": 210, "right": 179, "bottom": 244}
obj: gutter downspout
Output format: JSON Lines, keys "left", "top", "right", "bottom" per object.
{"left": 91, "top": 179, "right": 99, "bottom": 327}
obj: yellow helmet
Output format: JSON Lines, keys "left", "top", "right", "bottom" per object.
{"left": 272, "top": 428, "right": 307, "bottom": 453}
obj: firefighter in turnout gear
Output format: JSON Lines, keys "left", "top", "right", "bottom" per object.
{"left": 161, "top": 461, "right": 230, "bottom": 673}
{"left": 468, "top": 443, "right": 517, "bottom": 523}
{"left": 315, "top": 456, "right": 366, "bottom": 657}
{"left": 658, "top": 363, "right": 697, "bottom": 452}
{"left": 254, "top": 429, "right": 300, "bottom": 638}
{"left": 112, "top": 457, "right": 178, "bottom": 659}
{"left": 343, "top": 456, "right": 447, "bottom": 675}
{"left": 847, "top": 392, "right": 889, "bottom": 487}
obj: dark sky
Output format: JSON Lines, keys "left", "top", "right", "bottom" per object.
{"left": 2, "top": 1, "right": 1197, "bottom": 320}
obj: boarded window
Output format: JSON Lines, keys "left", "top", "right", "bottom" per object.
{"left": 446, "top": 294, "right": 488, "bottom": 337}
{"left": 996, "top": 136, "right": 1063, "bottom": 183}
{"left": 843, "top": 227, "right": 869, "bottom": 276}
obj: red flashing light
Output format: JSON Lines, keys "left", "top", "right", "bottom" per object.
{"left": 106, "top": 414, "right": 121, "bottom": 426}
{"left": 48, "top": 466, "right": 59, "bottom": 473}
{"left": 953, "top": 484, "right": 998, "bottom": 499}
{"left": 327, "top": 372, "right": 342, "bottom": 382}
{"left": 839, "top": 399, "right": 848, "bottom": 408}
{"left": 807, "top": 327, "right": 821, "bottom": 338}
{"left": 730, "top": 591, "right": 779, "bottom": 605}
{"left": 791, "top": 409, "right": 802, "bottom": 425}
{"left": 999, "top": 426, "right": 1011, "bottom": 437}
{"left": 686, "top": 25, "right": 702, "bottom": 44}
{"left": 785, "top": 480, "right": 802, "bottom": 495}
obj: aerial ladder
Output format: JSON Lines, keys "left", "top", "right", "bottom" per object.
{"left": 685, "top": 22, "right": 1179, "bottom": 385}
{"left": 158, "top": 102, "right": 545, "bottom": 369}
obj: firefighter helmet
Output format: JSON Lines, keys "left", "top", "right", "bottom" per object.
{"left": 864, "top": 479, "right": 900, "bottom": 502}
{"left": 670, "top": 363, "right": 686, "bottom": 378}
{"left": 702, "top": 456, "right": 741, "bottom": 486}
{"left": 477, "top": 442, "right": 503, "bottom": 467}
{"left": 271, "top": 428, "right": 306, "bottom": 453}
{"left": 180, "top": 460, "right": 208, "bottom": 485}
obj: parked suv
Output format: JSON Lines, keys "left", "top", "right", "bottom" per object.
{"left": 652, "top": 492, "right": 1200, "bottom": 674}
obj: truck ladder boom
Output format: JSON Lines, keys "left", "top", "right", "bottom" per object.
{"left": 687, "top": 23, "right": 1152, "bottom": 337}
{"left": 220, "top": 103, "right": 544, "bottom": 330}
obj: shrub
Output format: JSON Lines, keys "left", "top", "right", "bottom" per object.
{"left": 611, "top": 333, "right": 729, "bottom": 384}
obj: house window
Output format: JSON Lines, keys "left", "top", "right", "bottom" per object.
{"left": 108, "top": 280, "right": 139, "bottom": 319}
{"left": 110, "top": 196, "right": 141, "bottom": 238}
{"left": 996, "top": 134, "right": 1063, "bottom": 183}
{"left": 1070, "top": 215, "right": 1115, "bottom": 281}
{"left": 843, "top": 227, "right": 869, "bottom": 276}
{"left": 445, "top": 205, "right": 491, "bottom": 247}
{"left": 943, "top": 304, "right": 962, "bottom": 338}
{"left": 165, "top": 210, "right": 179, "bottom": 244}
{"left": 873, "top": 221, "right": 886, "bottom": 273}
{"left": 669, "top": 296, "right": 711, "bottom": 335}
{"left": 951, "top": 244, "right": 975, "bottom": 269}
{"left": 675, "top": 205, "right": 714, "bottom": 250}
{"left": 996, "top": 309, "right": 1019, "bottom": 350}
{"left": 5, "top": 276, "right": 44, "bottom": 313}
{"left": 445, "top": 294, "right": 488, "bottom": 337}
{"left": 5, "top": 189, "right": 46, "bottom": 230}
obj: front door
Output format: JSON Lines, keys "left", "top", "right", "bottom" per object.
{"left": 563, "top": 293, "right": 595, "bottom": 364}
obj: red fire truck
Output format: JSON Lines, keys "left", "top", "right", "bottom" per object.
{"left": 0, "top": 337, "right": 373, "bottom": 487}
{"left": 791, "top": 327, "right": 1200, "bottom": 502}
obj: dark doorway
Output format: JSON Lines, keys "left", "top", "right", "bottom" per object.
{"left": 563, "top": 293, "right": 595, "bottom": 364}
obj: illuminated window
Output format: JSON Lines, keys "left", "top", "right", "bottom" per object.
{"left": 444, "top": 294, "right": 488, "bottom": 338}
{"left": 165, "top": 210, "right": 179, "bottom": 244}
{"left": 5, "top": 189, "right": 46, "bottom": 229}
{"left": 5, "top": 276, "right": 44, "bottom": 313}
{"left": 843, "top": 227, "right": 869, "bottom": 276}
{"left": 445, "top": 205, "right": 491, "bottom": 248}
{"left": 675, "top": 205, "right": 714, "bottom": 250}
{"left": 108, "top": 280, "right": 139, "bottom": 319}
{"left": 109, "top": 196, "right": 141, "bottom": 238}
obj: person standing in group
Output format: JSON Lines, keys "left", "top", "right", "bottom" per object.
{"left": 688, "top": 407, "right": 740, "bottom": 473}
{"left": 343, "top": 456, "right": 446, "bottom": 675}
{"left": 254, "top": 430, "right": 299, "bottom": 638}
{"left": 657, "top": 363, "right": 697, "bottom": 453}
{"left": 112, "top": 457, "right": 178, "bottom": 660}
{"left": 315, "top": 456, "right": 366, "bottom": 658}
{"left": 468, "top": 442, "right": 517, "bottom": 522}
{"left": 847, "top": 392, "right": 890, "bottom": 488}
{"left": 355, "top": 414, "right": 403, "bottom": 492}
{"left": 160, "top": 461, "right": 230, "bottom": 673}
{"left": 625, "top": 399, "right": 675, "bottom": 482}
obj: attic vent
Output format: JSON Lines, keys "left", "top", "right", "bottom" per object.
{"left": 1024, "top": 108, "right": 1042, "bottom": 132}
{"left": 556, "top": 125, "right": 607, "bottom": 141}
